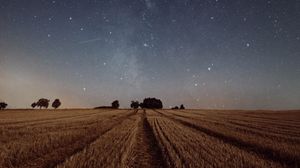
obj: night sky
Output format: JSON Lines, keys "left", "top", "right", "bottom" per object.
{"left": 0, "top": 0, "right": 299, "bottom": 109}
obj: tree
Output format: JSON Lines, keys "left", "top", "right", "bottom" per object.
{"left": 36, "top": 98, "right": 50, "bottom": 109}
{"left": 130, "top": 101, "right": 139, "bottom": 109}
{"left": 111, "top": 100, "right": 119, "bottom": 109}
{"left": 52, "top": 99, "right": 61, "bottom": 109}
{"left": 31, "top": 102, "right": 37, "bottom": 108}
{"left": 0, "top": 102, "right": 7, "bottom": 110}
{"left": 141, "top": 98, "right": 163, "bottom": 109}
{"left": 180, "top": 104, "right": 185, "bottom": 109}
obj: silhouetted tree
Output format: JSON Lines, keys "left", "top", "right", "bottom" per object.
{"left": 139, "top": 103, "right": 144, "bottom": 108}
{"left": 111, "top": 100, "right": 120, "bottom": 109}
{"left": 36, "top": 98, "right": 50, "bottom": 109}
{"left": 130, "top": 101, "right": 139, "bottom": 109}
{"left": 52, "top": 99, "right": 61, "bottom": 109}
{"left": 141, "top": 98, "right": 163, "bottom": 109}
{"left": 180, "top": 104, "right": 185, "bottom": 109}
{"left": 172, "top": 106, "right": 179, "bottom": 109}
{"left": 0, "top": 102, "right": 7, "bottom": 110}
{"left": 31, "top": 102, "right": 37, "bottom": 108}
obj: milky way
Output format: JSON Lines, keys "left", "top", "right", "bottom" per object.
{"left": 0, "top": 0, "right": 299, "bottom": 109}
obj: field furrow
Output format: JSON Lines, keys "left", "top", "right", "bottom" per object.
{"left": 147, "top": 110, "right": 283, "bottom": 167}
{"left": 0, "top": 110, "right": 136, "bottom": 168}
{"left": 125, "top": 110, "right": 167, "bottom": 168}
{"left": 171, "top": 110, "right": 300, "bottom": 136}
{"left": 56, "top": 111, "right": 139, "bottom": 168}
{"left": 154, "top": 110, "right": 300, "bottom": 167}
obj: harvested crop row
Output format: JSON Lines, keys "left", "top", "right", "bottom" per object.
{"left": 56, "top": 111, "right": 140, "bottom": 168}
{"left": 0, "top": 109, "right": 118, "bottom": 126}
{"left": 0, "top": 110, "right": 127, "bottom": 145}
{"left": 179, "top": 109, "right": 300, "bottom": 127}
{"left": 155, "top": 110, "right": 300, "bottom": 167}
{"left": 167, "top": 110, "right": 300, "bottom": 140}
{"left": 0, "top": 110, "right": 136, "bottom": 168}
{"left": 125, "top": 110, "right": 167, "bottom": 168}
{"left": 171, "top": 110, "right": 300, "bottom": 135}
{"left": 147, "top": 111, "right": 282, "bottom": 167}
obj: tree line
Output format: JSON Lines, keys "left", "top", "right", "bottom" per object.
{"left": 0, "top": 97, "right": 186, "bottom": 110}
{"left": 31, "top": 98, "right": 61, "bottom": 109}
{"left": 0, "top": 98, "right": 61, "bottom": 110}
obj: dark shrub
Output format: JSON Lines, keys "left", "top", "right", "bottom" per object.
{"left": 0, "top": 102, "right": 7, "bottom": 110}
{"left": 130, "top": 101, "right": 139, "bottom": 109}
{"left": 36, "top": 98, "right": 50, "bottom": 109}
{"left": 180, "top": 104, "right": 185, "bottom": 109}
{"left": 172, "top": 106, "right": 179, "bottom": 109}
{"left": 52, "top": 99, "right": 61, "bottom": 109}
{"left": 31, "top": 102, "right": 37, "bottom": 108}
{"left": 111, "top": 100, "right": 120, "bottom": 109}
{"left": 141, "top": 98, "right": 163, "bottom": 109}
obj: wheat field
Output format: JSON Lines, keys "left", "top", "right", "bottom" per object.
{"left": 0, "top": 109, "right": 299, "bottom": 168}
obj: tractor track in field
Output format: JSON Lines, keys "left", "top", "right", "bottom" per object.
{"left": 126, "top": 110, "right": 168, "bottom": 168}
{"left": 153, "top": 117, "right": 188, "bottom": 167}
{"left": 19, "top": 110, "right": 138, "bottom": 168}
{"left": 153, "top": 109, "right": 300, "bottom": 167}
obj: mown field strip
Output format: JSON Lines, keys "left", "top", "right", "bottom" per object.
{"left": 0, "top": 109, "right": 118, "bottom": 126}
{"left": 154, "top": 110, "right": 300, "bottom": 167}
{"left": 178, "top": 110, "right": 300, "bottom": 131}
{"left": 147, "top": 110, "right": 282, "bottom": 168}
{"left": 180, "top": 110, "right": 300, "bottom": 125}
{"left": 167, "top": 110, "right": 300, "bottom": 140}
{"left": 125, "top": 110, "right": 167, "bottom": 168}
{"left": 0, "top": 110, "right": 126, "bottom": 132}
{"left": 0, "top": 110, "right": 128, "bottom": 145}
{"left": 0, "top": 110, "right": 136, "bottom": 168}
{"left": 56, "top": 111, "right": 139, "bottom": 168}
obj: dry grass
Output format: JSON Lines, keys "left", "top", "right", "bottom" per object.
{"left": 0, "top": 109, "right": 299, "bottom": 167}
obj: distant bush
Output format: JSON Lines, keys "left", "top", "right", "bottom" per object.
{"left": 130, "top": 101, "right": 139, "bottom": 109}
{"left": 111, "top": 100, "right": 120, "bottom": 109}
{"left": 0, "top": 102, "right": 7, "bottom": 110}
{"left": 180, "top": 104, "right": 185, "bottom": 109}
{"left": 31, "top": 102, "right": 37, "bottom": 108}
{"left": 52, "top": 99, "right": 61, "bottom": 109}
{"left": 36, "top": 98, "right": 50, "bottom": 109}
{"left": 172, "top": 106, "right": 179, "bottom": 109}
{"left": 141, "top": 98, "right": 163, "bottom": 109}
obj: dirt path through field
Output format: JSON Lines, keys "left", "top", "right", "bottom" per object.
{"left": 126, "top": 110, "right": 167, "bottom": 168}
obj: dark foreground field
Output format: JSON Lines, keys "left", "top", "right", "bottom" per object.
{"left": 0, "top": 109, "right": 299, "bottom": 168}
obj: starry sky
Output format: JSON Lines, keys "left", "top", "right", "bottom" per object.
{"left": 0, "top": 0, "right": 299, "bottom": 109}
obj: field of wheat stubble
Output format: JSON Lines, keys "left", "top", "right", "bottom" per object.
{"left": 0, "top": 109, "right": 299, "bottom": 168}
